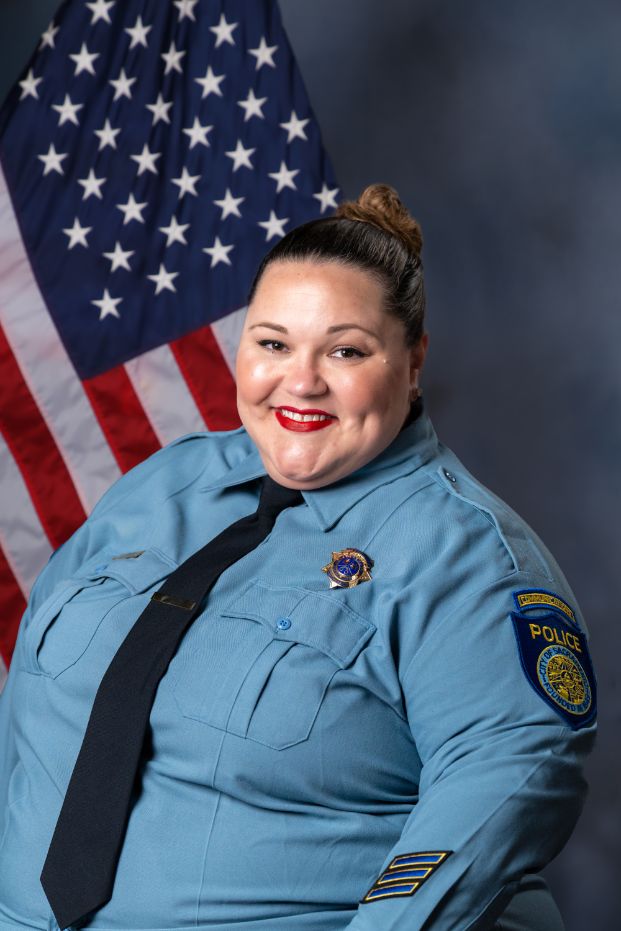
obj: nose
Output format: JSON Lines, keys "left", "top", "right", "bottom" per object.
{"left": 282, "top": 352, "right": 328, "bottom": 398}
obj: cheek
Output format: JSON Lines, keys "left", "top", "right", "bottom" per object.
{"left": 340, "top": 370, "right": 405, "bottom": 420}
{"left": 236, "top": 351, "right": 275, "bottom": 405}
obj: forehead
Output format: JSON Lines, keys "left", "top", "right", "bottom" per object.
{"left": 249, "top": 260, "right": 387, "bottom": 319}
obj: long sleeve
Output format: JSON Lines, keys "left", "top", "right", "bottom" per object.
{"left": 0, "top": 515, "right": 94, "bottom": 843}
{"left": 343, "top": 573, "right": 596, "bottom": 930}
{"left": 0, "top": 438, "right": 181, "bottom": 817}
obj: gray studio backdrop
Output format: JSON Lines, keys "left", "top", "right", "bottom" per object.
{"left": 0, "top": 1, "right": 618, "bottom": 929}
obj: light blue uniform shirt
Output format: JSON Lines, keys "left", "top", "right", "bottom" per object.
{"left": 0, "top": 412, "right": 596, "bottom": 930}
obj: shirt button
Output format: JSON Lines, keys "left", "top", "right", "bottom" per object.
{"left": 443, "top": 469, "right": 457, "bottom": 483}
{"left": 276, "top": 617, "right": 292, "bottom": 630}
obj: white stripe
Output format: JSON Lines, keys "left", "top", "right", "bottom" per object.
{"left": 0, "top": 166, "right": 121, "bottom": 513}
{"left": 124, "top": 343, "right": 208, "bottom": 446}
{"left": 0, "top": 434, "right": 53, "bottom": 597}
{"left": 211, "top": 305, "right": 247, "bottom": 379}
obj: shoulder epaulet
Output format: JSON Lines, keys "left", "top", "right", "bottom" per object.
{"left": 91, "top": 427, "right": 252, "bottom": 519}
{"left": 430, "top": 462, "right": 560, "bottom": 581}
{"left": 166, "top": 425, "right": 247, "bottom": 448}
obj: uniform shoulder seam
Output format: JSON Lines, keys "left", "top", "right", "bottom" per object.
{"left": 428, "top": 467, "right": 519, "bottom": 570}
{"left": 167, "top": 425, "right": 247, "bottom": 448}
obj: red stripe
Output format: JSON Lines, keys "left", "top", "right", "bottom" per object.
{"left": 0, "top": 548, "right": 26, "bottom": 667}
{"left": 0, "top": 326, "right": 87, "bottom": 547}
{"left": 171, "top": 325, "right": 241, "bottom": 430}
{"left": 82, "top": 365, "right": 161, "bottom": 474}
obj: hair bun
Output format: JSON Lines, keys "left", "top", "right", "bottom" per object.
{"left": 335, "top": 183, "right": 423, "bottom": 259}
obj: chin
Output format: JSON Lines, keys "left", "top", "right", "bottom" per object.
{"left": 265, "top": 453, "right": 327, "bottom": 487}
{"left": 272, "top": 464, "right": 321, "bottom": 486}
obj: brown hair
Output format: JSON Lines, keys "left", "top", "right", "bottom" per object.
{"left": 248, "top": 183, "right": 426, "bottom": 345}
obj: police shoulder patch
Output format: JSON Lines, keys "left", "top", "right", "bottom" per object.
{"left": 362, "top": 851, "right": 451, "bottom": 904}
{"left": 511, "top": 610, "right": 596, "bottom": 729}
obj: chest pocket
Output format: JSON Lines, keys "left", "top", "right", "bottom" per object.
{"left": 22, "top": 548, "right": 177, "bottom": 679}
{"left": 172, "top": 579, "right": 375, "bottom": 750}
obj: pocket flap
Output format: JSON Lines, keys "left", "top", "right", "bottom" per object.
{"left": 73, "top": 546, "right": 177, "bottom": 594}
{"left": 222, "top": 580, "right": 375, "bottom": 668}
{"left": 22, "top": 548, "right": 178, "bottom": 678}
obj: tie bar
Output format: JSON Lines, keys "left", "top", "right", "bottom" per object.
{"left": 151, "top": 592, "right": 197, "bottom": 611}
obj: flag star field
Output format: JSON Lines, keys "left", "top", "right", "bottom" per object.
{"left": 1, "top": 0, "right": 339, "bottom": 380}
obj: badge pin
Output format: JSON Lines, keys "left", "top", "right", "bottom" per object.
{"left": 322, "top": 548, "right": 373, "bottom": 589}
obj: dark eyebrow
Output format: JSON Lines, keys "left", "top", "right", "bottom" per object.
{"left": 248, "top": 322, "right": 380, "bottom": 339}
{"left": 248, "top": 322, "right": 288, "bottom": 332}
{"left": 325, "top": 323, "right": 379, "bottom": 339}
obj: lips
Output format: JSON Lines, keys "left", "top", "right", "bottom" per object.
{"left": 274, "top": 407, "right": 336, "bottom": 432}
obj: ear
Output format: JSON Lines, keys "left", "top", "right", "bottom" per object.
{"left": 408, "top": 332, "right": 429, "bottom": 385}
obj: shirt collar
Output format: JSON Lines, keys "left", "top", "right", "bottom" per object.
{"left": 199, "top": 412, "right": 439, "bottom": 532}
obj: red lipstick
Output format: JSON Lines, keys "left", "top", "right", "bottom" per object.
{"left": 274, "top": 407, "right": 336, "bottom": 432}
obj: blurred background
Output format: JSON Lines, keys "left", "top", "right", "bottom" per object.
{"left": 0, "top": 1, "right": 618, "bottom": 927}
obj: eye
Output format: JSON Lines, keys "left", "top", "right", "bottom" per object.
{"left": 257, "top": 339, "right": 288, "bottom": 352}
{"left": 331, "top": 346, "right": 367, "bottom": 360}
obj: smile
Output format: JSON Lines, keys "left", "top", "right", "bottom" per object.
{"left": 274, "top": 408, "right": 336, "bottom": 432}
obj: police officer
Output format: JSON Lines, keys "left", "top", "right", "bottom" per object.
{"left": 0, "top": 185, "right": 596, "bottom": 930}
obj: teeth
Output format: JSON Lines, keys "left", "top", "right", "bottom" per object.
{"left": 279, "top": 410, "right": 330, "bottom": 423}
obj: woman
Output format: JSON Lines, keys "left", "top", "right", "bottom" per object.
{"left": 0, "top": 185, "right": 596, "bottom": 930}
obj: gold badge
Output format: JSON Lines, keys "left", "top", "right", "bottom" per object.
{"left": 322, "top": 548, "right": 373, "bottom": 589}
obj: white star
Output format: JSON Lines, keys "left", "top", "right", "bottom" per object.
{"left": 62, "top": 218, "right": 92, "bottom": 249}
{"left": 248, "top": 36, "right": 278, "bottom": 70}
{"left": 268, "top": 160, "right": 299, "bottom": 193}
{"left": 38, "top": 143, "right": 67, "bottom": 176}
{"left": 147, "top": 263, "right": 179, "bottom": 294}
{"left": 158, "top": 215, "right": 189, "bottom": 247}
{"left": 174, "top": 0, "right": 198, "bottom": 21}
{"left": 109, "top": 68, "right": 136, "bottom": 101}
{"left": 92, "top": 289, "right": 122, "bottom": 320}
{"left": 203, "top": 236, "right": 234, "bottom": 268}
{"left": 171, "top": 167, "right": 200, "bottom": 198}
{"left": 94, "top": 118, "right": 120, "bottom": 150}
{"left": 313, "top": 183, "right": 340, "bottom": 213}
{"left": 225, "top": 139, "right": 255, "bottom": 172}
{"left": 258, "top": 211, "right": 289, "bottom": 241}
{"left": 130, "top": 143, "right": 161, "bottom": 176}
{"left": 103, "top": 241, "right": 134, "bottom": 271}
{"left": 161, "top": 40, "right": 185, "bottom": 75}
{"left": 280, "top": 110, "right": 310, "bottom": 143}
{"left": 182, "top": 117, "right": 213, "bottom": 149}
{"left": 116, "top": 193, "right": 147, "bottom": 225}
{"left": 237, "top": 88, "right": 267, "bottom": 122}
{"left": 213, "top": 188, "right": 245, "bottom": 219}
{"left": 18, "top": 69, "right": 42, "bottom": 100}
{"left": 86, "top": 1, "right": 115, "bottom": 25}
{"left": 78, "top": 169, "right": 106, "bottom": 200}
{"left": 194, "top": 65, "right": 225, "bottom": 99}
{"left": 39, "top": 22, "right": 59, "bottom": 50}
{"left": 51, "top": 94, "right": 83, "bottom": 126}
{"left": 125, "top": 14, "right": 151, "bottom": 49}
{"left": 210, "top": 13, "right": 238, "bottom": 47}
{"left": 146, "top": 93, "right": 172, "bottom": 125}
{"left": 69, "top": 42, "right": 99, "bottom": 76}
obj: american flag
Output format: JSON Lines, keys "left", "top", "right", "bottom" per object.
{"left": 0, "top": 0, "right": 339, "bottom": 686}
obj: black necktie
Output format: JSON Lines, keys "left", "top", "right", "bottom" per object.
{"left": 41, "top": 476, "right": 303, "bottom": 930}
